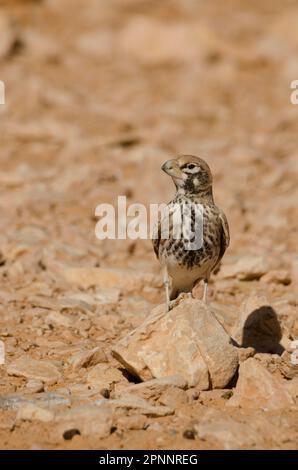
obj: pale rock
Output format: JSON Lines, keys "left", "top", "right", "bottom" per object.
{"left": 7, "top": 357, "right": 61, "bottom": 385}
{"left": 116, "top": 375, "right": 187, "bottom": 401}
{"left": 69, "top": 347, "right": 107, "bottom": 371}
{"left": 261, "top": 270, "right": 291, "bottom": 285}
{"left": 87, "top": 363, "right": 127, "bottom": 391}
{"left": 62, "top": 266, "right": 159, "bottom": 293}
{"left": 194, "top": 408, "right": 261, "bottom": 450}
{"left": 55, "top": 403, "right": 112, "bottom": 438}
{"left": 116, "top": 375, "right": 188, "bottom": 408}
{"left": 220, "top": 256, "right": 269, "bottom": 281}
{"left": 0, "top": 393, "right": 70, "bottom": 411}
{"left": 16, "top": 403, "right": 54, "bottom": 423}
{"left": 112, "top": 299, "right": 238, "bottom": 389}
{"left": 236, "top": 346, "right": 256, "bottom": 363}
{"left": 116, "top": 414, "right": 148, "bottom": 431}
{"left": 109, "top": 395, "right": 173, "bottom": 417}
{"left": 26, "top": 379, "right": 44, "bottom": 393}
{"left": 227, "top": 358, "right": 294, "bottom": 410}
{"left": 232, "top": 291, "right": 284, "bottom": 354}
{"left": 284, "top": 378, "right": 298, "bottom": 401}
{"left": 46, "top": 311, "right": 72, "bottom": 328}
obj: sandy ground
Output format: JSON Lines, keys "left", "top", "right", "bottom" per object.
{"left": 0, "top": 0, "right": 298, "bottom": 450}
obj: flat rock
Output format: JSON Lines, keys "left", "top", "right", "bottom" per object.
{"left": 194, "top": 409, "right": 259, "bottom": 449}
{"left": 0, "top": 393, "right": 70, "bottom": 411}
{"left": 69, "top": 347, "right": 107, "bottom": 371}
{"left": 86, "top": 363, "right": 127, "bottom": 391}
{"left": 227, "top": 358, "right": 294, "bottom": 410}
{"left": 109, "top": 396, "right": 174, "bottom": 417}
{"left": 7, "top": 357, "right": 61, "bottom": 384}
{"left": 55, "top": 403, "right": 112, "bottom": 438}
{"left": 112, "top": 299, "right": 238, "bottom": 389}
{"left": 116, "top": 375, "right": 187, "bottom": 400}
{"left": 16, "top": 403, "right": 54, "bottom": 423}
{"left": 232, "top": 292, "right": 285, "bottom": 354}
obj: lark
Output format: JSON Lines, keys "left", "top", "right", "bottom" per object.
{"left": 153, "top": 155, "right": 229, "bottom": 311}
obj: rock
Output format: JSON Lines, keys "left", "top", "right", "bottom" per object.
{"left": 220, "top": 256, "right": 269, "bottom": 281}
{"left": 26, "top": 379, "right": 44, "bottom": 393}
{"left": 116, "top": 415, "right": 148, "bottom": 431}
{"left": 86, "top": 364, "right": 127, "bottom": 392}
{"left": 232, "top": 292, "right": 284, "bottom": 354}
{"left": 0, "top": 12, "right": 18, "bottom": 60}
{"left": 112, "top": 299, "right": 238, "bottom": 389}
{"left": 46, "top": 311, "right": 72, "bottom": 328}
{"left": 55, "top": 403, "right": 112, "bottom": 438}
{"left": 109, "top": 396, "right": 174, "bottom": 417}
{"left": 261, "top": 270, "right": 291, "bottom": 285}
{"left": 69, "top": 347, "right": 107, "bottom": 371}
{"left": 194, "top": 408, "right": 261, "bottom": 450}
{"left": 227, "top": 358, "right": 294, "bottom": 410}
{"left": 284, "top": 378, "right": 298, "bottom": 402}
{"left": 278, "top": 351, "right": 298, "bottom": 380}
{"left": 7, "top": 357, "right": 61, "bottom": 385}
{"left": 116, "top": 375, "right": 188, "bottom": 408}
{"left": 236, "top": 346, "right": 256, "bottom": 362}
{"left": 0, "top": 393, "right": 70, "bottom": 411}
{"left": 16, "top": 403, "right": 54, "bottom": 423}
{"left": 62, "top": 266, "right": 160, "bottom": 293}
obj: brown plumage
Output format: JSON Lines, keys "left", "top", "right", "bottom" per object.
{"left": 153, "top": 155, "right": 229, "bottom": 311}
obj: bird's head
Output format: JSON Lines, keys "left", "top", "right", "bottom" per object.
{"left": 161, "top": 155, "right": 213, "bottom": 195}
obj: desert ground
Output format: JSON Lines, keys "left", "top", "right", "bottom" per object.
{"left": 0, "top": 0, "right": 298, "bottom": 450}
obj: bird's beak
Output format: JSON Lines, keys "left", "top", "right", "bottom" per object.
{"left": 161, "top": 159, "right": 183, "bottom": 179}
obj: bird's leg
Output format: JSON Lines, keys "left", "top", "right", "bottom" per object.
{"left": 163, "top": 268, "right": 171, "bottom": 312}
{"left": 203, "top": 279, "right": 208, "bottom": 304}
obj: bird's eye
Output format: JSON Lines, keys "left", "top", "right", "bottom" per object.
{"left": 187, "top": 164, "right": 195, "bottom": 170}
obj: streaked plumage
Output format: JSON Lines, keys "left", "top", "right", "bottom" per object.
{"left": 153, "top": 155, "right": 229, "bottom": 311}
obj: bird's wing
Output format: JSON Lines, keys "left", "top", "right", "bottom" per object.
{"left": 213, "top": 208, "right": 230, "bottom": 273}
{"left": 219, "top": 208, "right": 230, "bottom": 257}
{"left": 152, "top": 217, "right": 161, "bottom": 259}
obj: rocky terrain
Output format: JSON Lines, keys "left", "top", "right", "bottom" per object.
{"left": 0, "top": 0, "right": 298, "bottom": 450}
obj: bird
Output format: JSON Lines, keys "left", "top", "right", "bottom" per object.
{"left": 152, "top": 155, "right": 230, "bottom": 312}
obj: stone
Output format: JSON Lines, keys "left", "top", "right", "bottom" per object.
{"left": 7, "top": 357, "right": 62, "bottom": 385}
{"left": 46, "top": 311, "right": 72, "bottom": 328}
{"left": 109, "top": 396, "right": 174, "bottom": 417}
{"left": 55, "top": 403, "right": 112, "bottom": 438}
{"left": 86, "top": 364, "right": 127, "bottom": 391}
{"left": 116, "top": 375, "right": 187, "bottom": 401}
{"left": 69, "top": 347, "right": 107, "bottom": 371}
{"left": 16, "top": 403, "right": 54, "bottom": 423}
{"left": 26, "top": 379, "right": 44, "bottom": 393}
{"left": 261, "top": 270, "right": 291, "bottom": 285}
{"left": 236, "top": 346, "right": 256, "bottom": 362}
{"left": 232, "top": 292, "right": 284, "bottom": 354}
{"left": 220, "top": 256, "right": 269, "bottom": 281}
{"left": 227, "top": 358, "right": 294, "bottom": 410}
{"left": 62, "top": 267, "right": 160, "bottom": 293}
{"left": 194, "top": 408, "right": 261, "bottom": 450}
{"left": 0, "top": 393, "right": 70, "bottom": 411}
{"left": 116, "top": 375, "right": 188, "bottom": 408}
{"left": 112, "top": 299, "right": 238, "bottom": 389}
